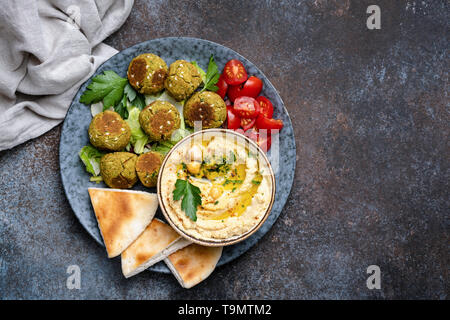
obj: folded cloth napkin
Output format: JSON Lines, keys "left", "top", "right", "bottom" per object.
{"left": 0, "top": 0, "right": 134, "bottom": 151}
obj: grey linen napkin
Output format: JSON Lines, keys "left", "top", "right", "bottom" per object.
{"left": 0, "top": 0, "right": 134, "bottom": 151}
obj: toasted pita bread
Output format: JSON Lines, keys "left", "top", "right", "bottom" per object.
{"left": 164, "top": 244, "right": 223, "bottom": 289}
{"left": 121, "top": 218, "right": 192, "bottom": 278}
{"left": 88, "top": 188, "right": 158, "bottom": 258}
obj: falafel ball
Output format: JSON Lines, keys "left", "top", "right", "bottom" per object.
{"left": 183, "top": 91, "right": 226, "bottom": 129}
{"left": 128, "top": 53, "right": 168, "bottom": 95}
{"left": 100, "top": 152, "right": 138, "bottom": 189}
{"left": 135, "top": 151, "right": 164, "bottom": 187}
{"left": 139, "top": 100, "right": 181, "bottom": 141}
{"left": 88, "top": 111, "right": 131, "bottom": 151}
{"left": 164, "top": 60, "right": 202, "bottom": 101}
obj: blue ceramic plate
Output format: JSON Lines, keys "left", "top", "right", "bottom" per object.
{"left": 60, "top": 37, "right": 296, "bottom": 273}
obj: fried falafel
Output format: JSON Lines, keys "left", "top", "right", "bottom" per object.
{"left": 135, "top": 151, "right": 164, "bottom": 187}
{"left": 164, "top": 60, "right": 202, "bottom": 101}
{"left": 100, "top": 152, "right": 138, "bottom": 189}
{"left": 139, "top": 101, "right": 181, "bottom": 141}
{"left": 128, "top": 53, "right": 168, "bottom": 95}
{"left": 183, "top": 91, "right": 226, "bottom": 129}
{"left": 88, "top": 111, "right": 131, "bottom": 151}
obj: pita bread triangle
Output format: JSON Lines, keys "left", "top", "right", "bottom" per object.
{"left": 88, "top": 188, "right": 158, "bottom": 258}
{"left": 164, "top": 244, "right": 223, "bottom": 289}
{"left": 121, "top": 218, "right": 192, "bottom": 278}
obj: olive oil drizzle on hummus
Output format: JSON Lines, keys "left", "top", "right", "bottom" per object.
{"left": 176, "top": 138, "right": 263, "bottom": 221}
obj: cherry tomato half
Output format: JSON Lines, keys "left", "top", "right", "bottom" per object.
{"left": 223, "top": 60, "right": 248, "bottom": 85}
{"left": 244, "top": 127, "right": 259, "bottom": 142}
{"left": 216, "top": 74, "right": 228, "bottom": 99}
{"left": 256, "top": 131, "right": 272, "bottom": 152}
{"left": 256, "top": 96, "right": 274, "bottom": 119}
{"left": 243, "top": 128, "right": 272, "bottom": 152}
{"left": 226, "top": 106, "right": 241, "bottom": 129}
{"left": 255, "top": 114, "right": 284, "bottom": 131}
{"left": 227, "top": 76, "right": 263, "bottom": 102}
{"left": 233, "top": 96, "right": 260, "bottom": 118}
{"left": 241, "top": 117, "right": 256, "bottom": 131}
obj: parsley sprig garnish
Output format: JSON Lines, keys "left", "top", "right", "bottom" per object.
{"left": 173, "top": 179, "right": 202, "bottom": 221}
{"left": 80, "top": 71, "right": 127, "bottom": 108}
{"left": 199, "top": 55, "right": 220, "bottom": 92}
{"left": 79, "top": 71, "right": 145, "bottom": 119}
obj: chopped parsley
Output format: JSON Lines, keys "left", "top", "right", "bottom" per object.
{"left": 223, "top": 179, "right": 243, "bottom": 186}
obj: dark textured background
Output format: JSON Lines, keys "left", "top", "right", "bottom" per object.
{"left": 0, "top": 0, "right": 448, "bottom": 299}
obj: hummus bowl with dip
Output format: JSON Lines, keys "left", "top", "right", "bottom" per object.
{"left": 158, "top": 129, "right": 276, "bottom": 246}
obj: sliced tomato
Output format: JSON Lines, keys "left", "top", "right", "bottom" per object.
{"left": 226, "top": 106, "right": 241, "bottom": 129}
{"left": 240, "top": 117, "right": 256, "bottom": 131}
{"left": 233, "top": 96, "right": 260, "bottom": 118}
{"left": 256, "top": 96, "right": 274, "bottom": 118}
{"left": 227, "top": 85, "right": 241, "bottom": 103}
{"left": 216, "top": 74, "right": 228, "bottom": 99}
{"left": 227, "top": 76, "right": 263, "bottom": 102}
{"left": 255, "top": 114, "right": 283, "bottom": 131}
{"left": 256, "top": 129, "right": 272, "bottom": 152}
{"left": 223, "top": 60, "right": 248, "bottom": 85}
{"left": 243, "top": 128, "right": 272, "bottom": 152}
{"left": 243, "top": 127, "right": 258, "bottom": 142}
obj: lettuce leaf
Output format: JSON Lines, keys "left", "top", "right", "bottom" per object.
{"left": 125, "top": 107, "right": 149, "bottom": 154}
{"left": 79, "top": 145, "right": 103, "bottom": 177}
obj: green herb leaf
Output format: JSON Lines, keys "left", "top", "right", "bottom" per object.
{"left": 191, "top": 61, "right": 207, "bottom": 84}
{"left": 79, "top": 145, "right": 104, "bottom": 176}
{"left": 124, "top": 83, "right": 146, "bottom": 110}
{"left": 173, "top": 179, "right": 187, "bottom": 201}
{"left": 115, "top": 93, "right": 129, "bottom": 119}
{"left": 124, "top": 83, "right": 136, "bottom": 101}
{"left": 80, "top": 71, "right": 128, "bottom": 108}
{"left": 200, "top": 55, "right": 220, "bottom": 92}
{"left": 133, "top": 94, "right": 146, "bottom": 110}
{"left": 172, "top": 179, "right": 202, "bottom": 221}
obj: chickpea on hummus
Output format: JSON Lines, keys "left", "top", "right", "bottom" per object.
{"left": 160, "top": 131, "right": 274, "bottom": 241}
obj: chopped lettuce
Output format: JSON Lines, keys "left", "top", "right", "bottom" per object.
{"left": 151, "top": 142, "right": 172, "bottom": 156}
{"left": 169, "top": 127, "right": 193, "bottom": 144}
{"left": 90, "top": 101, "right": 103, "bottom": 117}
{"left": 145, "top": 91, "right": 183, "bottom": 113}
{"left": 125, "top": 107, "right": 149, "bottom": 154}
{"left": 144, "top": 91, "right": 164, "bottom": 105}
{"left": 79, "top": 145, "right": 103, "bottom": 180}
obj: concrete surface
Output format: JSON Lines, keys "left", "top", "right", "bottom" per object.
{"left": 0, "top": 0, "right": 448, "bottom": 299}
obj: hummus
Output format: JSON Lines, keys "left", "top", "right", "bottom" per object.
{"left": 160, "top": 131, "right": 274, "bottom": 241}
